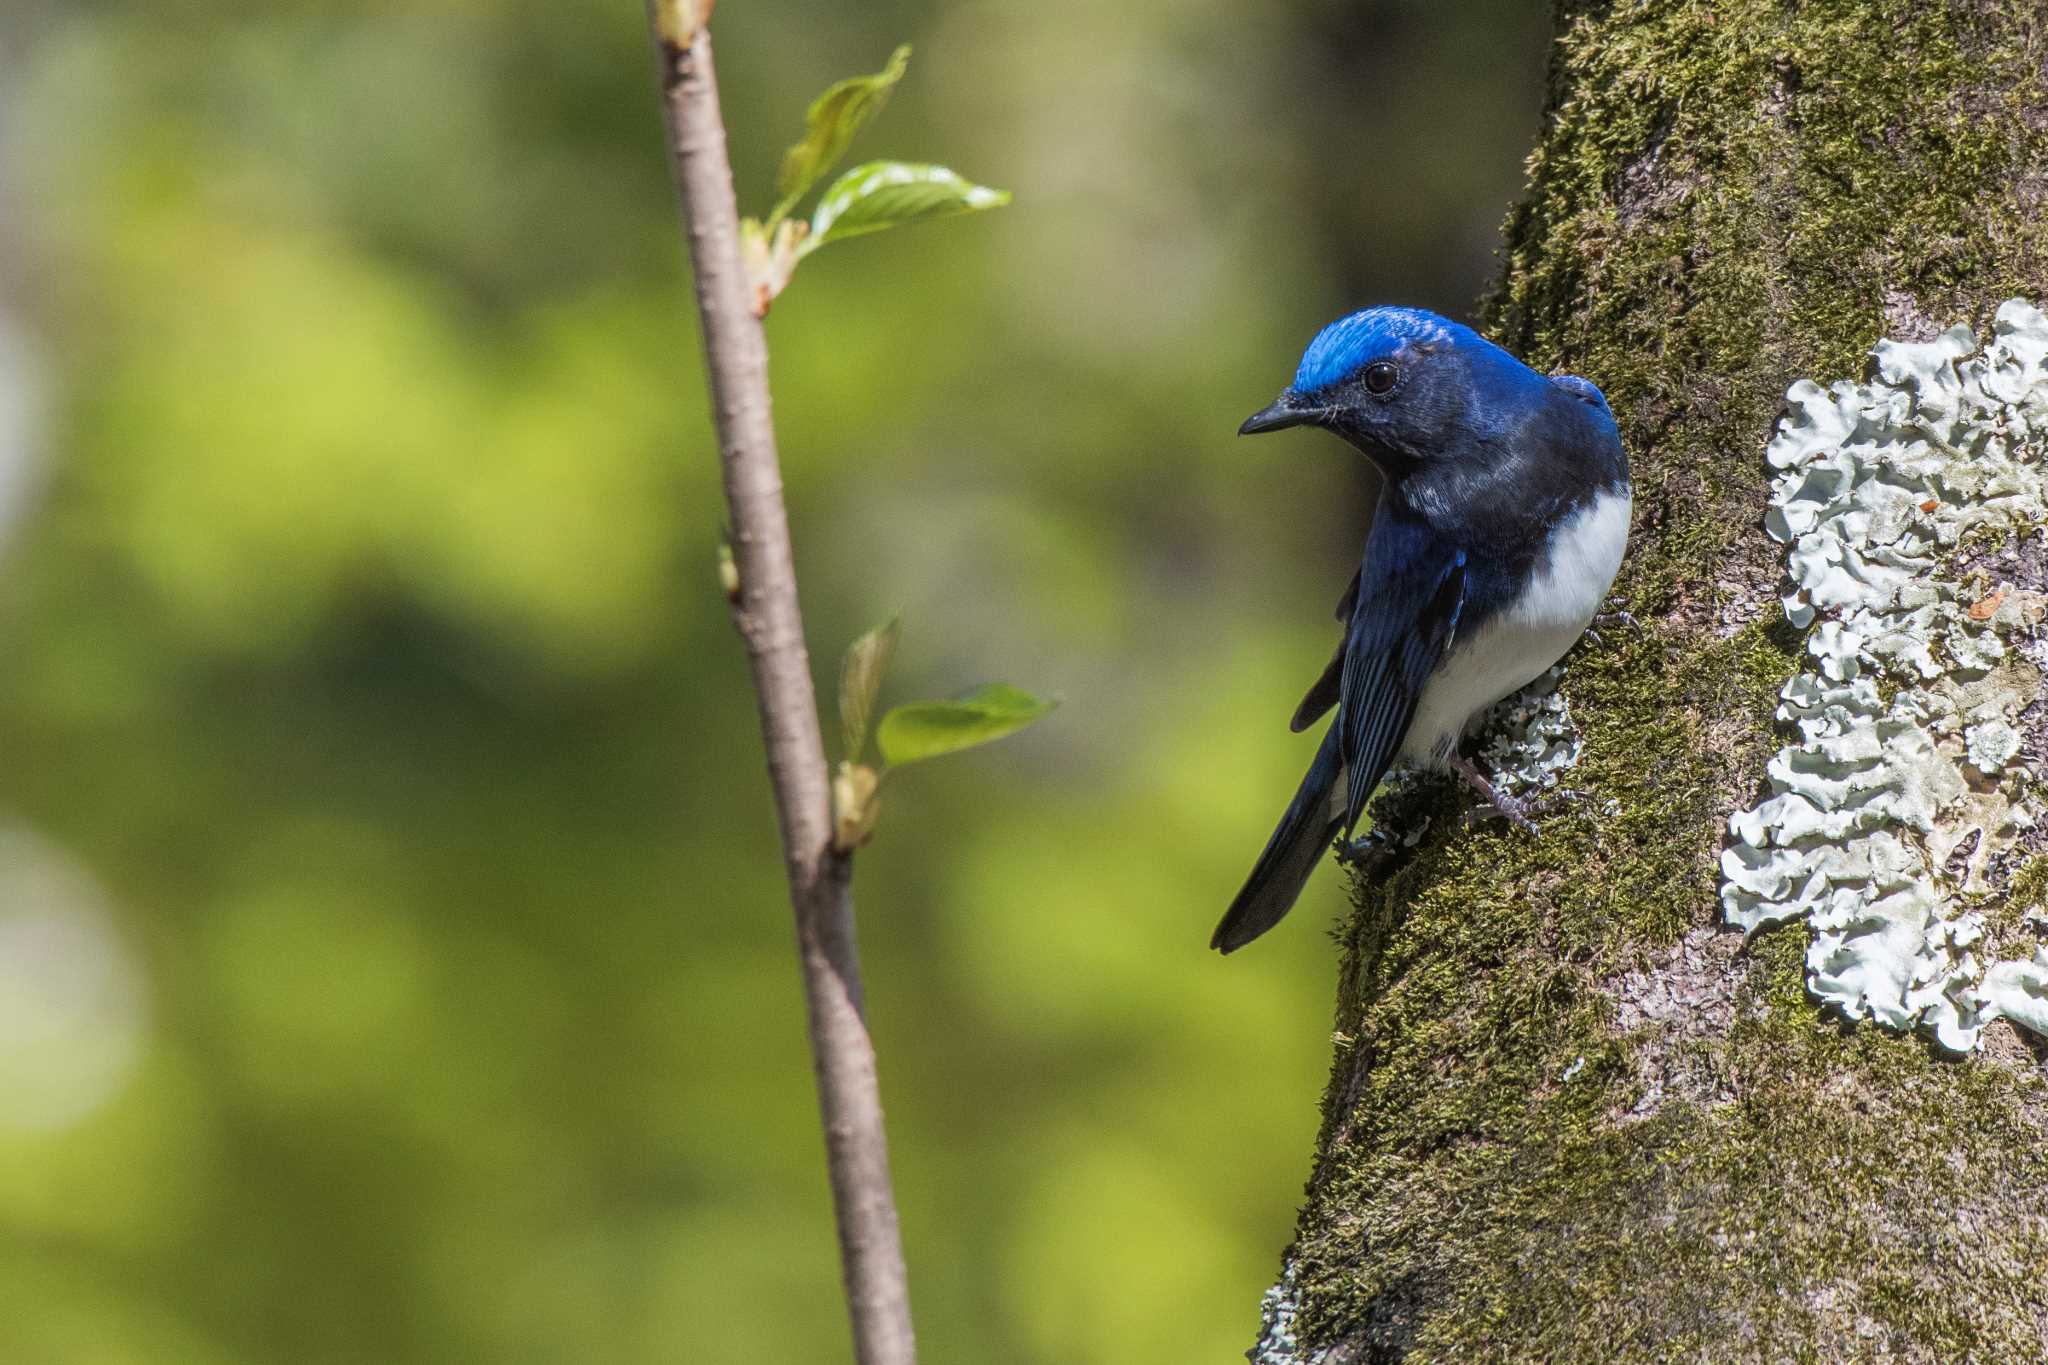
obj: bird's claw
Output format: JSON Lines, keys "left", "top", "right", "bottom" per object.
{"left": 1335, "top": 834, "right": 1398, "bottom": 874}
{"left": 1446, "top": 752, "right": 1543, "bottom": 834}
{"left": 1463, "top": 793, "right": 1540, "bottom": 834}
{"left": 1590, "top": 598, "right": 1646, "bottom": 640}
{"left": 1445, "top": 737, "right": 1603, "bottom": 833}
{"left": 1465, "top": 785, "right": 1591, "bottom": 831}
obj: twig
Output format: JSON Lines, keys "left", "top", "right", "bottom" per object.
{"left": 646, "top": 15, "right": 916, "bottom": 1365}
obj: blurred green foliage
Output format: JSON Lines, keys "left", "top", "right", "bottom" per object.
{"left": 0, "top": 0, "right": 1546, "bottom": 1360}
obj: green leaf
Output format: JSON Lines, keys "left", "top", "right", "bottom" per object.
{"left": 837, "top": 616, "right": 900, "bottom": 763}
{"left": 771, "top": 45, "right": 911, "bottom": 224}
{"left": 877, "top": 683, "right": 1056, "bottom": 767}
{"left": 802, "top": 161, "right": 1012, "bottom": 252}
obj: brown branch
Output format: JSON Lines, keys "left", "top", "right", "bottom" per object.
{"left": 647, "top": 16, "right": 916, "bottom": 1365}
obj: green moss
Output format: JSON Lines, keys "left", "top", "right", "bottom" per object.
{"left": 1282, "top": 2, "right": 2048, "bottom": 1358}
{"left": 2007, "top": 856, "right": 2048, "bottom": 917}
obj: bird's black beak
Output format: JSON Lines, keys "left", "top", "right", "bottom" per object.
{"left": 1238, "top": 392, "right": 1323, "bottom": 436}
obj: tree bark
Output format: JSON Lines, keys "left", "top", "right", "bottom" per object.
{"left": 1267, "top": 4, "right": 2048, "bottom": 1361}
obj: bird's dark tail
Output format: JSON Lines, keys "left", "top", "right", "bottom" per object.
{"left": 1211, "top": 724, "right": 1344, "bottom": 953}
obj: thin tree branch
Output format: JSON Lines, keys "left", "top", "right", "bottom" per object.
{"left": 646, "top": 15, "right": 916, "bottom": 1365}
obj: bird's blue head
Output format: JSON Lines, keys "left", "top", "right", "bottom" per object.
{"left": 1241, "top": 306, "right": 1575, "bottom": 472}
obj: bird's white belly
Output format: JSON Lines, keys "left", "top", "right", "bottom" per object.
{"left": 1400, "top": 486, "right": 1631, "bottom": 767}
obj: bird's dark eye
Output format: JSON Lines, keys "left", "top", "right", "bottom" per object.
{"left": 1362, "top": 362, "right": 1399, "bottom": 396}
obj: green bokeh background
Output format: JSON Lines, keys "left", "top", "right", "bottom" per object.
{"left": 0, "top": 2, "right": 1546, "bottom": 1360}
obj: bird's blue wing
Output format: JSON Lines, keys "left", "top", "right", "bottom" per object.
{"left": 1335, "top": 514, "right": 1467, "bottom": 832}
{"left": 1288, "top": 566, "right": 1362, "bottom": 733}
{"left": 1547, "top": 372, "right": 1611, "bottom": 411}
{"left": 1213, "top": 510, "right": 1463, "bottom": 954}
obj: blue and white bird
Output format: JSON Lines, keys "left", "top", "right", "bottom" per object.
{"left": 1213, "top": 306, "right": 1630, "bottom": 954}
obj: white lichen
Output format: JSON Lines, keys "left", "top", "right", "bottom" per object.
{"left": 1248, "top": 1257, "right": 1358, "bottom": 1365}
{"left": 1248, "top": 1260, "right": 1308, "bottom": 1365}
{"left": 1979, "top": 949, "right": 2048, "bottom": 1037}
{"left": 1967, "top": 719, "right": 2022, "bottom": 774}
{"left": 1477, "top": 666, "right": 1583, "bottom": 798}
{"left": 1721, "top": 299, "right": 2048, "bottom": 1051}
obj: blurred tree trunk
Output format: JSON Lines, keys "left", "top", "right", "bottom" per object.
{"left": 1262, "top": 4, "right": 2048, "bottom": 1361}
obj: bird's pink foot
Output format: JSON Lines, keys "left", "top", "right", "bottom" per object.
{"left": 1448, "top": 752, "right": 1540, "bottom": 834}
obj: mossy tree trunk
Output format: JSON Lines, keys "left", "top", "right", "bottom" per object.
{"left": 1273, "top": 4, "right": 2048, "bottom": 1360}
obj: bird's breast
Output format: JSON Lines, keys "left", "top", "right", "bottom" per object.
{"left": 1501, "top": 484, "right": 1632, "bottom": 635}
{"left": 1400, "top": 485, "right": 1632, "bottom": 766}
